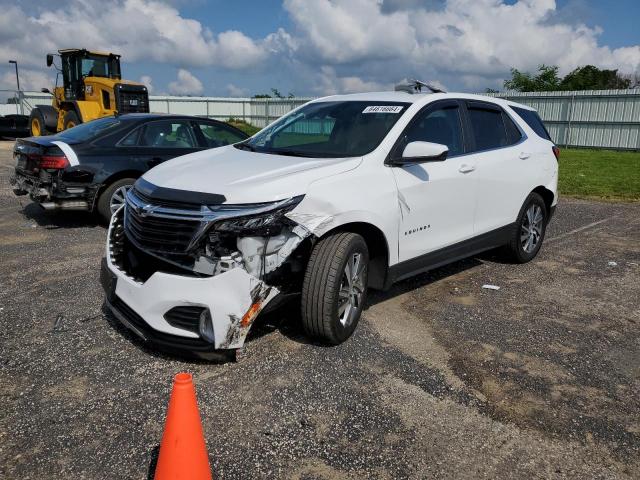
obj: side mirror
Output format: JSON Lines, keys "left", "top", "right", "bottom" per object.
{"left": 46, "top": 54, "right": 54, "bottom": 67}
{"left": 41, "top": 88, "right": 51, "bottom": 94}
{"left": 394, "top": 141, "right": 448, "bottom": 165}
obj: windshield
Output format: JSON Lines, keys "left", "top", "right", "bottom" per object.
{"left": 56, "top": 117, "right": 122, "bottom": 142}
{"left": 240, "top": 101, "right": 410, "bottom": 158}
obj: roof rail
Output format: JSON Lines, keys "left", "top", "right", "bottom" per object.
{"left": 395, "top": 79, "right": 446, "bottom": 94}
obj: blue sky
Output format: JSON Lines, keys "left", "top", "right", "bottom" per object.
{"left": 1, "top": 0, "right": 639, "bottom": 97}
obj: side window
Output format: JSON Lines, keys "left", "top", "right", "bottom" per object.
{"left": 403, "top": 105, "right": 465, "bottom": 156}
{"left": 119, "top": 127, "right": 141, "bottom": 146}
{"left": 466, "top": 104, "right": 509, "bottom": 151}
{"left": 511, "top": 106, "right": 552, "bottom": 141}
{"left": 503, "top": 112, "right": 523, "bottom": 145}
{"left": 196, "top": 122, "right": 245, "bottom": 148}
{"left": 138, "top": 121, "right": 197, "bottom": 148}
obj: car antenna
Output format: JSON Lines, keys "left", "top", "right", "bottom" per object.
{"left": 394, "top": 78, "right": 446, "bottom": 94}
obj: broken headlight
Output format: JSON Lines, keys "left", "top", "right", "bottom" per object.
{"left": 212, "top": 195, "right": 304, "bottom": 236}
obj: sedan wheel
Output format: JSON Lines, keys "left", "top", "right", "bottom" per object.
{"left": 110, "top": 185, "right": 131, "bottom": 214}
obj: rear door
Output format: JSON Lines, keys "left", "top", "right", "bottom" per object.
{"left": 391, "top": 100, "right": 478, "bottom": 262}
{"left": 122, "top": 119, "right": 201, "bottom": 170}
{"left": 462, "top": 101, "right": 532, "bottom": 234}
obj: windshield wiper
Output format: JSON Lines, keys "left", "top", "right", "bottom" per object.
{"left": 264, "top": 149, "right": 317, "bottom": 158}
{"left": 235, "top": 142, "right": 256, "bottom": 152}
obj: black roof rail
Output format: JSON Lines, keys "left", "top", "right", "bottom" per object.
{"left": 395, "top": 79, "right": 446, "bottom": 94}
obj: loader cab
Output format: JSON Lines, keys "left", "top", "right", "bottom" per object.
{"left": 58, "top": 49, "right": 122, "bottom": 101}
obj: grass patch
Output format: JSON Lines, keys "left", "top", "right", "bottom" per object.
{"left": 226, "top": 118, "right": 261, "bottom": 137}
{"left": 559, "top": 148, "right": 640, "bottom": 201}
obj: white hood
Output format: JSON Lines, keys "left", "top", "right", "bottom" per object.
{"left": 142, "top": 145, "right": 362, "bottom": 203}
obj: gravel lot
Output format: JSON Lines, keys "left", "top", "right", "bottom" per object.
{"left": 0, "top": 140, "right": 638, "bottom": 479}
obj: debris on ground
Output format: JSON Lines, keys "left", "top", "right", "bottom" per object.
{"left": 482, "top": 284, "right": 501, "bottom": 290}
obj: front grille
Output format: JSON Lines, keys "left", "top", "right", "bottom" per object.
{"left": 164, "top": 306, "right": 206, "bottom": 334}
{"left": 125, "top": 206, "right": 203, "bottom": 254}
{"left": 115, "top": 85, "right": 149, "bottom": 114}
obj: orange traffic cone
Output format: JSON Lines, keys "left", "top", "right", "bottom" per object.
{"left": 154, "top": 372, "right": 212, "bottom": 480}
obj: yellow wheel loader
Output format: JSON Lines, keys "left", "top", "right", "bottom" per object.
{"left": 29, "top": 49, "right": 149, "bottom": 136}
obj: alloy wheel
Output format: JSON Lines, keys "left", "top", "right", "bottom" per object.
{"left": 110, "top": 185, "right": 131, "bottom": 214}
{"left": 337, "top": 252, "right": 366, "bottom": 327}
{"left": 521, "top": 204, "right": 544, "bottom": 253}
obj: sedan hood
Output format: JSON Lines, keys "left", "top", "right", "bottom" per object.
{"left": 142, "top": 145, "right": 362, "bottom": 204}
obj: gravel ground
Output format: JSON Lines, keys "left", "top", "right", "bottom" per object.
{"left": 0, "top": 140, "right": 638, "bottom": 479}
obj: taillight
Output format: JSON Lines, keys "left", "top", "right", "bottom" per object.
{"left": 552, "top": 146, "right": 560, "bottom": 160}
{"left": 39, "top": 154, "right": 70, "bottom": 169}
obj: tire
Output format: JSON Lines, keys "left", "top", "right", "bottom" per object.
{"left": 301, "top": 232, "right": 369, "bottom": 344}
{"left": 96, "top": 178, "right": 136, "bottom": 223}
{"left": 505, "top": 192, "right": 548, "bottom": 263}
{"left": 63, "top": 110, "right": 81, "bottom": 130}
{"left": 29, "top": 108, "right": 47, "bottom": 136}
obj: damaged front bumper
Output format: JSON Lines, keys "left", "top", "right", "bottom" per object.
{"left": 102, "top": 202, "right": 310, "bottom": 355}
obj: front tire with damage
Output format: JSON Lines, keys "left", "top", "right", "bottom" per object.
{"left": 301, "top": 232, "right": 369, "bottom": 345}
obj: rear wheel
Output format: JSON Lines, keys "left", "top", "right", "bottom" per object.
{"left": 63, "top": 110, "right": 80, "bottom": 130}
{"left": 29, "top": 108, "right": 47, "bottom": 136}
{"left": 301, "top": 232, "right": 369, "bottom": 345}
{"left": 96, "top": 178, "right": 136, "bottom": 223}
{"left": 505, "top": 192, "right": 548, "bottom": 263}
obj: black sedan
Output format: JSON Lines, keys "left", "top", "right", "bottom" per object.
{"left": 10, "top": 114, "right": 248, "bottom": 221}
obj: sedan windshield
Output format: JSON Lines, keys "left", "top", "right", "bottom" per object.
{"left": 56, "top": 117, "right": 122, "bottom": 142}
{"left": 238, "top": 101, "right": 410, "bottom": 158}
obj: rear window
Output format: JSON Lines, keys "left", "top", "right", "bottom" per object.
{"left": 467, "top": 105, "right": 508, "bottom": 151}
{"left": 56, "top": 117, "right": 122, "bottom": 142}
{"left": 511, "top": 107, "right": 551, "bottom": 141}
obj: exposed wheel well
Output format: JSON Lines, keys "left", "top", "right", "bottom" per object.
{"left": 532, "top": 186, "right": 555, "bottom": 215}
{"left": 319, "top": 222, "right": 389, "bottom": 290}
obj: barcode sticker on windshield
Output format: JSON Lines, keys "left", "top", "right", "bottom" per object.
{"left": 362, "top": 105, "right": 403, "bottom": 114}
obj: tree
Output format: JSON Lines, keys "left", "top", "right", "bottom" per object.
{"left": 504, "top": 65, "right": 561, "bottom": 92}
{"left": 504, "top": 64, "right": 633, "bottom": 92}
{"left": 560, "top": 65, "right": 630, "bottom": 90}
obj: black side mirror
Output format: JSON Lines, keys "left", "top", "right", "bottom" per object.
{"left": 46, "top": 54, "right": 54, "bottom": 67}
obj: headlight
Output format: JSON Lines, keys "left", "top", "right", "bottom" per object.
{"left": 212, "top": 195, "right": 304, "bottom": 236}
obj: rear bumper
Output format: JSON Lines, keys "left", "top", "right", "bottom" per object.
{"left": 11, "top": 170, "right": 97, "bottom": 211}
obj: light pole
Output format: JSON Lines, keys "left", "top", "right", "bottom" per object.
{"left": 8, "top": 60, "right": 23, "bottom": 115}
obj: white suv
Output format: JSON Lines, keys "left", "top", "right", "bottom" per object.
{"left": 101, "top": 87, "right": 558, "bottom": 358}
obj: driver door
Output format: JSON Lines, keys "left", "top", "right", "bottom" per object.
{"left": 391, "top": 100, "right": 477, "bottom": 262}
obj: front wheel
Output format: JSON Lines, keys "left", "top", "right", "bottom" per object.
{"left": 96, "top": 178, "right": 136, "bottom": 223}
{"left": 301, "top": 232, "right": 369, "bottom": 345}
{"left": 29, "top": 108, "right": 47, "bottom": 136}
{"left": 505, "top": 192, "right": 548, "bottom": 263}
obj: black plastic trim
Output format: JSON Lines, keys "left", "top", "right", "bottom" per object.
{"left": 134, "top": 177, "right": 226, "bottom": 206}
{"left": 385, "top": 223, "right": 515, "bottom": 288}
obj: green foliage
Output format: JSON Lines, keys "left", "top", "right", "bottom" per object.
{"left": 504, "top": 65, "right": 561, "bottom": 92}
{"left": 559, "top": 65, "right": 631, "bottom": 90}
{"left": 226, "top": 118, "right": 260, "bottom": 136}
{"left": 504, "top": 64, "right": 632, "bottom": 92}
{"left": 253, "top": 88, "right": 296, "bottom": 99}
{"left": 559, "top": 148, "right": 640, "bottom": 200}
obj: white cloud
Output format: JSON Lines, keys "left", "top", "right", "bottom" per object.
{"left": 168, "top": 69, "right": 203, "bottom": 95}
{"left": 139, "top": 75, "right": 154, "bottom": 94}
{"left": 284, "top": 0, "right": 640, "bottom": 91}
{"left": 226, "top": 83, "right": 249, "bottom": 97}
{"left": 314, "top": 66, "right": 392, "bottom": 95}
{"left": 0, "top": 0, "right": 269, "bottom": 70}
{"left": 0, "top": 68, "right": 52, "bottom": 92}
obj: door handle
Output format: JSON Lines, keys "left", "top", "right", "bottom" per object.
{"left": 458, "top": 164, "right": 475, "bottom": 174}
{"left": 519, "top": 152, "right": 531, "bottom": 160}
